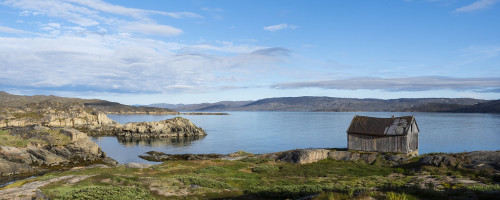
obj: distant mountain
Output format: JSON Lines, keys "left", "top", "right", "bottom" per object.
{"left": 147, "top": 96, "right": 499, "bottom": 113}
{"left": 0, "top": 91, "right": 178, "bottom": 114}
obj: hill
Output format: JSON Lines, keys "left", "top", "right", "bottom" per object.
{"left": 0, "top": 91, "right": 178, "bottom": 115}
{"left": 149, "top": 96, "right": 499, "bottom": 113}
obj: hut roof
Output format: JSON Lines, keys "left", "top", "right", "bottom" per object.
{"left": 346, "top": 115, "right": 417, "bottom": 136}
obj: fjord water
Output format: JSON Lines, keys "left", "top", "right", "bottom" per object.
{"left": 91, "top": 112, "right": 500, "bottom": 164}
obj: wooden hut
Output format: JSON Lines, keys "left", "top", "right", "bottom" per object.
{"left": 346, "top": 115, "right": 419, "bottom": 154}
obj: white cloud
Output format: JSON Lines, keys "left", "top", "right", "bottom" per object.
{"left": 454, "top": 0, "right": 499, "bottom": 13}
{"left": 1, "top": 0, "right": 197, "bottom": 36}
{"left": 264, "top": 23, "right": 298, "bottom": 32}
{"left": 272, "top": 77, "right": 500, "bottom": 92}
{"left": 47, "top": 23, "right": 61, "bottom": 29}
{"left": 0, "top": 25, "right": 32, "bottom": 34}
{"left": 120, "top": 22, "right": 182, "bottom": 37}
{"left": 0, "top": 34, "right": 288, "bottom": 94}
{"left": 67, "top": 0, "right": 203, "bottom": 19}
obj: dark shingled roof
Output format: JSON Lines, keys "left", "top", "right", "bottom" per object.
{"left": 347, "top": 115, "right": 416, "bottom": 136}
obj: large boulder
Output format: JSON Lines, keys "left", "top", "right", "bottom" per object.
{"left": 277, "top": 149, "right": 329, "bottom": 164}
{"left": 464, "top": 151, "right": 500, "bottom": 171}
{"left": 418, "top": 151, "right": 500, "bottom": 174}
{"left": 0, "top": 158, "right": 41, "bottom": 176}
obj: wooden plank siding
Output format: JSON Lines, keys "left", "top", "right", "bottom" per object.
{"left": 348, "top": 133, "right": 413, "bottom": 153}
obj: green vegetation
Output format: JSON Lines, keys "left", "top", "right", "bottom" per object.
{"left": 42, "top": 129, "right": 72, "bottom": 146}
{"left": 0, "top": 129, "right": 46, "bottom": 147}
{"left": 0, "top": 128, "right": 72, "bottom": 147}
{"left": 12, "top": 112, "right": 44, "bottom": 119}
{"left": 44, "top": 185, "right": 154, "bottom": 200}
{"left": 31, "top": 157, "right": 498, "bottom": 200}
{"left": 176, "top": 176, "right": 233, "bottom": 189}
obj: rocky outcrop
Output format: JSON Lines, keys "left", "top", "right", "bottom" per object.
{"left": 0, "top": 101, "right": 117, "bottom": 128}
{"left": 139, "top": 151, "right": 224, "bottom": 162}
{"left": 418, "top": 151, "right": 500, "bottom": 172}
{"left": 0, "top": 175, "right": 94, "bottom": 200}
{"left": 277, "top": 149, "right": 330, "bottom": 164}
{"left": 0, "top": 126, "right": 116, "bottom": 178}
{"left": 114, "top": 117, "right": 206, "bottom": 138}
{"left": 276, "top": 149, "right": 408, "bottom": 165}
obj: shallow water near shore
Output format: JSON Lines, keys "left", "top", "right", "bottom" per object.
{"left": 91, "top": 112, "right": 500, "bottom": 164}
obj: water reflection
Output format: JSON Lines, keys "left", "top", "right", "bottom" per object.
{"left": 115, "top": 136, "right": 206, "bottom": 147}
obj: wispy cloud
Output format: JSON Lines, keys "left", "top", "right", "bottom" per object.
{"left": 272, "top": 77, "right": 500, "bottom": 92}
{"left": 202, "top": 7, "right": 223, "bottom": 20}
{"left": 264, "top": 23, "right": 298, "bottom": 32}
{"left": 67, "top": 0, "right": 203, "bottom": 19}
{"left": 454, "top": 0, "right": 499, "bottom": 13}
{"left": 1, "top": 0, "right": 198, "bottom": 36}
{"left": 0, "top": 34, "right": 289, "bottom": 94}
{"left": 0, "top": 25, "right": 33, "bottom": 34}
{"left": 120, "top": 22, "right": 183, "bottom": 37}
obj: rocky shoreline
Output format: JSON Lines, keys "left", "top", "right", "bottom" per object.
{"left": 0, "top": 125, "right": 117, "bottom": 182}
{"left": 138, "top": 148, "right": 500, "bottom": 173}
{"left": 0, "top": 98, "right": 206, "bottom": 181}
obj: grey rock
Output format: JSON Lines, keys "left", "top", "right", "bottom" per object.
{"left": 419, "top": 155, "right": 457, "bottom": 167}
{"left": 115, "top": 117, "right": 206, "bottom": 138}
{"left": 277, "top": 149, "right": 329, "bottom": 164}
{"left": 360, "top": 153, "right": 378, "bottom": 164}
{"left": 0, "top": 158, "right": 40, "bottom": 176}
{"left": 328, "top": 151, "right": 351, "bottom": 160}
{"left": 343, "top": 152, "right": 361, "bottom": 161}
{"left": 0, "top": 146, "right": 38, "bottom": 165}
{"left": 101, "top": 157, "right": 118, "bottom": 166}
{"left": 123, "top": 163, "right": 152, "bottom": 169}
{"left": 464, "top": 151, "right": 500, "bottom": 171}
{"left": 27, "top": 147, "right": 70, "bottom": 166}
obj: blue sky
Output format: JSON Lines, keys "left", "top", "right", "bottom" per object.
{"left": 0, "top": 0, "right": 499, "bottom": 104}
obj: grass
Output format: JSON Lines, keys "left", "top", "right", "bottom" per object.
{"left": 0, "top": 129, "right": 46, "bottom": 147}
{"left": 23, "top": 156, "right": 498, "bottom": 199}
{"left": 45, "top": 185, "right": 154, "bottom": 200}
{"left": 41, "top": 129, "right": 72, "bottom": 146}
{"left": 0, "top": 128, "right": 72, "bottom": 147}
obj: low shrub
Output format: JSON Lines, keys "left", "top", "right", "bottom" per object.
{"left": 54, "top": 185, "right": 154, "bottom": 200}
{"left": 195, "top": 166, "right": 228, "bottom": 174}
{"left": 177, "top": 176, "right": 233, "bottom": 189}
{"left": 251, "top": 165, "right": 279, "bottom": 173}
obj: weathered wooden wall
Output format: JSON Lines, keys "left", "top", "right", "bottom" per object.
{"left": 407, "top": 131, "right": 418, "bottom": 153}
{"left": 348, "top": 133, "right": 414, "bottom": 153}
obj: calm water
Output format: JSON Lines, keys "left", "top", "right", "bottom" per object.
{"left": 91, "top": 112, "right": 500, "bottom": 164}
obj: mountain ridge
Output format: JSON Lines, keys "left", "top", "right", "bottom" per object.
{"left": 147, "top": 96, "right": 500, "bottom": 113}
{"left": 0, "top": 91, "right": 178, "bottom": 115}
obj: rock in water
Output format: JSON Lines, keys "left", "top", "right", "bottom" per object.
{"left": 115, "top": 117, "right": 206, "bottom": 138}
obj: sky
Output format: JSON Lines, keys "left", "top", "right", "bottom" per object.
{"left": 0, "top": 0, "right": 499, "bottom": 105}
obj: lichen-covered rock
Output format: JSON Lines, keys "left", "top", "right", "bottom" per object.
{"left": 0, "top": 127, "right": 111, "bottom": 178}
{"left": 114, "top": 117, "right": 206, "bottom": 138}
{"left": 328, "top": 151, "right": 352, "bottom": 160}
{"left": 26, "top": 147, "right": 70, "bottom": 166}
{"left": 464, "top": 151, "right": 500, "bottom": 171}
{"left": 0, "top": 101, "right": 117, "bottom": 128}
{"left": 0, "top": 158, "right": 41, "bottom": 176}
{"left": 0, "top": 146, "right": 38, "bottom": 165}
{"left": 360, "top": 152, "right": 378, "bottom": 164}
{"left": 123, "top": 163, "right": 152, "bottom": 169}
{"left": 419, "top": 154, "right": 457, "bottom": 167}
{"left": 277, "top": 149, "right": 329, "bottom": 164}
